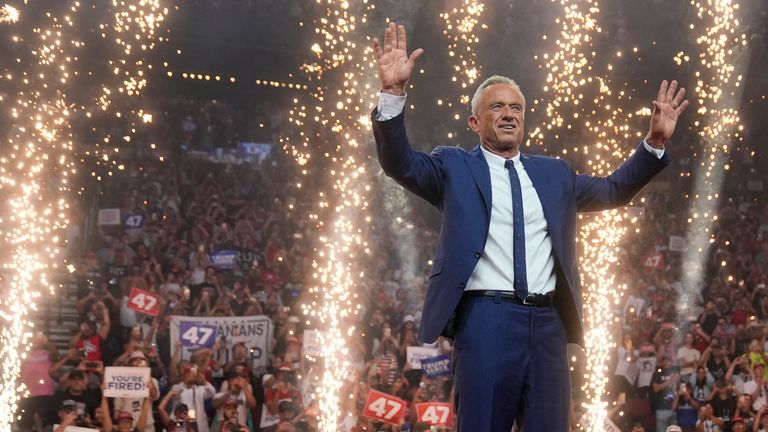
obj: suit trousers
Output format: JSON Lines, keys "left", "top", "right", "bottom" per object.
{"left": 452, "top": 293, "right": 570, "bottom": 431}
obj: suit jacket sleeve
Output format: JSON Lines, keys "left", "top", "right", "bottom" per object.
{"left": 371, "top": 109, "right": 446, "bottom": 208}
{"left": 574, "top": 141, "right": 670, "bottom": 212}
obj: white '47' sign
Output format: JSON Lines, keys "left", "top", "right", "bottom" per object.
{"left": 362, "top": 390, "right": 406, "bottom": 426}
{"left": 127, "top": 287, "right": 160, "bottom": 316}
{"left": 415, "top": 402, "right": 453, "bottom": 427}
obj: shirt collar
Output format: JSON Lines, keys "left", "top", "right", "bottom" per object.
{"left": 480, "top": 145, "right": 521, "bottom": 170}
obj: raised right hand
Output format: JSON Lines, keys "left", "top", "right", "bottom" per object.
{"left": 372, "top": 22, "right": 423, "bottom": 96}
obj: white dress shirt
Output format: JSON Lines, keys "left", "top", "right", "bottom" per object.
{"left": 376, "top": 92, "right": 664, "bottom": 295}
{"left": 171, "top": 381, "right": 216, "bottom": 432}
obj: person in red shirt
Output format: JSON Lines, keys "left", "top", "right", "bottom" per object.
{"left": 70, "top": 307, "right": 110, "bottom": 362}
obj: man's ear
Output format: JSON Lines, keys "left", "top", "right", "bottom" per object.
{"left": 468, "top": 114, "right": 479, "bottom": 133}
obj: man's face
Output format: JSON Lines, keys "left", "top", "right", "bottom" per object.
{"left": 174, "top": 408, "right": 188, "bottom": 421}
{"left": 469, "top": 84, "right": 526, "bottom": 156}
{"left": 223, "top": 404, "right": 237, "bottom": 419}
{"left": 69, "top": 376, "right": 86, "bottom": 392}
{"left": 733, "top": 422, "right": 746, "bottom": 432}
{"left": 183, "top": 367, "right": 198, "bottom": 384}
{"left": 234, "top": 365, "right": 246, "bottom": 378}
{"left": 117, "top": 419, "right": 133, "bottom": 432}
{"left": 80, "top": 322, "right": 93, "bottom": 336}
{"left": 756, "top": 365, "right": 765, "bottom": 378}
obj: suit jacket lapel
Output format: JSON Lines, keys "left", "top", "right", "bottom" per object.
{"left": 467, "top": 145, "right": 492, "bottom": 217}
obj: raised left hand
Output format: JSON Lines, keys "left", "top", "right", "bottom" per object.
{"left": 645, "top": 80, "right": 690, "bottom": 149}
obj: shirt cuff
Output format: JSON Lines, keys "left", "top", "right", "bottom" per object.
{"left": 375, "top": 91, "right": 407, "bottom": 121}
{"left": 642, "top": 139, "right": 665, "bottom": 159}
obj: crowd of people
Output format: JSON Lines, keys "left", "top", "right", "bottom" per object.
{"left": 15, "top": 88, "right": 768, "bottom": 432}
{"left": 604, "top": 137, "right": 768, "bottom": 432}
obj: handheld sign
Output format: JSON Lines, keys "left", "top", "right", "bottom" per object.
{"left": 668, "top": 236, "right": 687, "bottom": 252}
{"left": 406, "top": 346, "right": 439, "bottom": 369}
{"left": 362, "top": 389, "right": 406, "bottom": 426}
{"left": 179, "top": 322, "right": 218, "bottom": 349}
{"left": 103, "top": 366, "right": 150, "bottom": 398}
{"left": 209, "top": 250, "right": 239, "bottom": 270}
{"left": 98, "top": 208, "right": 121, "bottom": 226}
{"left": 642, "top": 253, "right": 664, "bottom": 271}
{"left": 127, "top": 287, "right": 160, "bottom": 316}
{"left": 421, "top": 355, "right": 452, "bottom": 379}
{"left": 415, "top": 402, "right": 453, "bottom": 427}
{"left": 303, "top": 329, "right": 324, "bottom": 357}
{"left": 123, "top": 213, "right": 145, "bottom": 229}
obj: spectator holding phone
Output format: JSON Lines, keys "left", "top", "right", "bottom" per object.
{"left": 711, "top": 380, "right": 738, "bottom": 429}
{"left": 214, "top": 395, "right": 247, "bottom": 432}
{"left": 653, "top": 356, "right": 681, "bottom": 432}
{"left": 46, "top": 370, "right": 102, "bottom": 431}
{"left": 212, "top": 369, "right": 257, "bottom": 429}
{"left": 696, "top": 403, "right": 723, "bottom": 432}
{"left": 674, "top": 382, "right": 701, "bottom": 432}
{"left": 689, "top": 366, "right": 715, "bottom": 403}
{"left": 170, "top": 363, "right": 216, "bottom": 432}
{"left": 44, "top": 400, "right": 89, "bottom": 432}
{"left": 158, "top": 390, "right": 194, "bottom": 432}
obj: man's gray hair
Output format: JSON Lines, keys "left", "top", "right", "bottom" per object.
{"left": 470, "top": 75, "right": 525, "bottom": 114}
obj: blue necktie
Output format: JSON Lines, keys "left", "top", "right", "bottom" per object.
{"left": 505, "top": 159, "right": 528, "bottom": 298}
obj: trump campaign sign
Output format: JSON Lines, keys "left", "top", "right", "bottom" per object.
{"left": 415, "top": 402, "right": 454, "bottom": 427}
{"left": 170, "top": 315, "right": 273, "bottom": 368}
{"left": 421, "top": 355, "right": 452, "bottom": 379}
{"left": 127, "top": 287, "right": 160, "bottom": 316}
{"left": 209, "top": 250, "right": 239, "bottom": 270}
{"left": 103, "top": 367, "right": 150, "bottom": 398}
{"left": 179, "top": 322, "right": 218, "bottom": 349}
{"left": 406, "top": 346, "right": 439, "bottom": 369}
{"left": 362, "top": 389, "right": 406, "bottom": 426}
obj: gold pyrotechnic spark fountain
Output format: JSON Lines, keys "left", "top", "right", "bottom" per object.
{"left": 441, "top": 0, "right": 485, "bottom": 100}
{"left": 531, "top": 1, "right": 651, "bottom": 430}
{"left": 282, "top": 1, "right": 378, "bottom": 429}
{"left": 441, "top": 0, "right": 487, "bottom": 141}
{"left": 0, "top": 3, "right": 81, "bottom": 428}
{"left": 0, "top": 4, "right": 19, "bottom": 23}
{"left": 0, "top": 2, "right": 168, "bottom": 429}
{"left": 679, "top": 0, "right": 747, "bottom": 320}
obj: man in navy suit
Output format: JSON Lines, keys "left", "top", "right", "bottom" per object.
{"left": 370, "top": 22, "right": 689, "bottom": 431}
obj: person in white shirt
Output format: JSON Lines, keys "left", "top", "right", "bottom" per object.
{"left": 678, "top": 332, "right": 702, "bottom": 378}
{"left": 170, "top": 364, "right": 216, "bottom": 432}
{"left": 212, "top": 369, "right": 257, "bottom": 429}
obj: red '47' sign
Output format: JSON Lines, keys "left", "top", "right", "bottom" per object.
{"left": 415, "top": 402, "right": 453, "bottom": 427}
{"left": 127, "top": 287, "right": 160, "bottom": 316}
{"left": 642, "top": 253, "right": 664, "bottom": 271}
{"left": 362, "top": 389, "right": 406, "bottom": 426}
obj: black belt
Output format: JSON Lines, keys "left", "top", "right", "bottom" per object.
{"left": 463, "top": 290, "right": 554, "bottom": 307}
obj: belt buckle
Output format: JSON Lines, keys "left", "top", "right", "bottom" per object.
{"left": 522, "top": 294, "right": 535, "bottom": 306}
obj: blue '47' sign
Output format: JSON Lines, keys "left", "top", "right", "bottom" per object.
{"left": 179, "top": 322, "right": 218, "bottom": 349}
{"left": 123, "top": 213, "right": 145, "bottom": 229}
